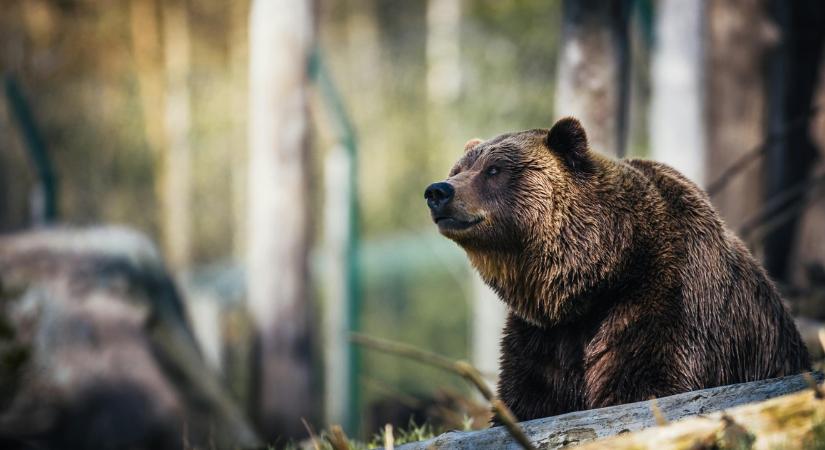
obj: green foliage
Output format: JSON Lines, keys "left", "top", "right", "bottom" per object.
{"left": 391, "top": 420, "right": 437, "bottom": 445}
{"left": 358, "top": 232, "right": 471, "bottom": 430}
{"left": 322, "top": 0, "right": 562, "bottom": 236}
{"left": 267, "top": 419, "right": 437, "bottom": 450}
{"left": 366, "top": 419, "right": 437, "bottom": 448}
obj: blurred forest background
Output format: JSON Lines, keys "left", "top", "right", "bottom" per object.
{"left": 1, "top": 0, "right": 825, "bottom": 448}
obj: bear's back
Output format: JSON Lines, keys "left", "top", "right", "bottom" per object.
{"left": 624, "top": 158, "right": 810, "bottom": 383}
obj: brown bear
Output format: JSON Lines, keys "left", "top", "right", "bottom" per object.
{"left": 424, "top": 117, "right": 810, "bottom": 422}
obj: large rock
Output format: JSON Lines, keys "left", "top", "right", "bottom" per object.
{"left": 0, "top": 226, "right": 260, "bottom": 450}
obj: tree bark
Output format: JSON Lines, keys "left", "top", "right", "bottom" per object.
{"left": 554, "top": 0, "right": 632, "bottom": 157}
{"left": 229, "top": 0, "right": 249, "bottom": 263}
{"left": 705, "top": 0, "right": 776, "bottom": 232}
{"left": 129, "top": 0, "right": 170, "bottom": 257}
{"left": 160, "top": 0, "right": 192, "bottom": 270}
{"left": 247, "top": 0, "right": 317, "bottom": 439}
{"left": 762, "top": 0, "right": 825, "bottom": 282}
{"left": 426, "top": 0, "right": 461, "bottom": 105}
{"left": 790, "top": 51, "right": 825, "bottom": 290}
{"left": 129, "top": 0, "right": 165, "bottom": 159}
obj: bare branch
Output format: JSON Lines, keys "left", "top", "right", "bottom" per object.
{"left": 350, "top": 333, "right": 537, "bottom": 450}
{"left": 707, "top": 104, "right": 821, "bottom": 197}
{"left": 738, "top": 171, "right": 825, "bottom": 237}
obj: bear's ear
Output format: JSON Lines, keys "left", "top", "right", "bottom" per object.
{"left": 464, "top": 138, "right": 483, "bottom": 153}
{"left": 546, "top": 117, "right": 591, "bottom": 172}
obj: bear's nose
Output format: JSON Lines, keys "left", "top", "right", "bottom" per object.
{"left": 424, "top": 182, "right": 455, "bottom": 210}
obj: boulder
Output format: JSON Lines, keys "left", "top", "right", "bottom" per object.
{"left": 0, "top": 226, "right": 260, "bottom": 450}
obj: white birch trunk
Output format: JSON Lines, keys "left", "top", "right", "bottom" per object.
{"left": 247, "top": 0, "right": 316, "bottom": 438}
{"left": 649, "top": 0, "right": 706, "bottom": 186}
{"left": 471, "top": 273, "right": 506, "bottom": 382}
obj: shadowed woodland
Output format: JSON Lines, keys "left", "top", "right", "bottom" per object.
{"left": 2, "top": 0, "right": 825, "bottom": 449}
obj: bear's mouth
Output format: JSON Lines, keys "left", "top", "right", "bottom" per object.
{"left": 434, "top": 216, "right": 483, "bottom": 231}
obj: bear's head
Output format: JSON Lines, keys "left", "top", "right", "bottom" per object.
{"left": 425, "top": 118, "right": 635, "bottom": 326}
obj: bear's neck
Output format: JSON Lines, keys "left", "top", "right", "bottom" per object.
{"left": 468, "top": 243, "right": 628, "bottom": 328}
{"left": 468, "top": 176, "right": 661, "bottom": 328}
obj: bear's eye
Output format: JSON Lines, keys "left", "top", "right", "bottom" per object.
{"left": 486, "top": 166, "right": 500, "bottom": 176}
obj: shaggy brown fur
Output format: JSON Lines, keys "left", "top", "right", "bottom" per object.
{"left": 425, "top": 117, "right": 810, "bottom": 422}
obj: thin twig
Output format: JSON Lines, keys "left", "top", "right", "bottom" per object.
{"left": 803, "top": 372, "right": 825, "bottom": 399}
{"left": 327, "top": 425, "right": 351, "bottom": 450}
{"left": 351, "top": 333, "right": 457, "bottom": 373}
{"left": 707, "top": 147, "right": 767, "bottom": 197}
{"left": 744, "top": 187, "right": 825, "bottom": 245}
{"left": 301, "top": 417, "right": 322, "bottom": 450}
{"left": 350, "top": 333, "right": 537, "bottom": 450}
{"left": 649, "top": 397, "right": 668, "bottom": 426}
{"left": 707, "top": 104, "right": 821, "bottom": 197}
{"left": 738, "top": 172, "right": 825, "bottom": 237}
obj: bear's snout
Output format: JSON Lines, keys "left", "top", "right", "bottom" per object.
{"left": 424, "top": 182, "right": 454, "bottom": 211}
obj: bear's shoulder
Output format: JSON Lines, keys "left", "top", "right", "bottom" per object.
{"left": 624, "top": 158, "right": 702, "bottom": 194}
{"left": 623, "top": 158, "right": 718, "bottom": 224}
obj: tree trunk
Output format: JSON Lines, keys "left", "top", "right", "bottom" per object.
{"left": 762, "top": 0, "right": 825, "bottom": 282}
{"left": 247, "top": 0, "right": 316, "bottom": 440}
{"left": 471, "top": 273, "right": 505, "bottom": 384}
{"left": 426, "top": 0, "right": 461, "bottom": 105}
{"left": 649, "top": 0, "right": 706, "bottom": 186}
{"left": 554, "top": 0, "right": 632, "bottom": 157}
{"left": 128, "top": 0, "right": 165, "bottom": 159}
{"left": 229, "top": 0, "right": 249, "bottom": 263}
{"left": 790, "top": 48, "right": 825, "bottom": 291}
{"left": 160, "top": 0, "right": 192, "bottom": 270}
{"left": 705, "top": 0, "right": 776, "bottom": 232}
{"left": 129, "top": 0, "right": 169, "bottom": 254}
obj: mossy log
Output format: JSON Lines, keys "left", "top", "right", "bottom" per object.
{"left": 394, "top": 373, "right": 824, "bottom": 450}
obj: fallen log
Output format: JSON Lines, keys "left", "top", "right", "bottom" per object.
{"left": 576, "top": 379, "right": 825, "bottom": 449}
{"left": 393, "top": 373, "right": 824, "bottom": 450}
